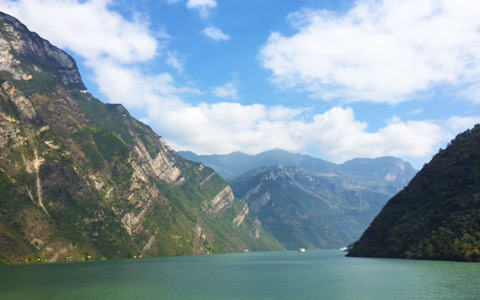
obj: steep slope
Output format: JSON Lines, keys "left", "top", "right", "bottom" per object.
{"left": 0, "top": 12, "right": 282, "bottom": 264}
{"left": 348, "top": 125, "right": 480, "bottom": 261}
{"left": 230, "top": 164, "right": 408, "bottom": 249}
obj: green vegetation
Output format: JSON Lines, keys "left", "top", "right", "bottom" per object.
{"left": 13, "top": 72, "right": 58, "bottom": 97}
{"left": 0, "top": 12, "right": 283, "bottom": 265}
{"left": 231, "top": 165, "right": 396, "bottom": 250}
{"left": 348, "top": 125, "right": 480, "bottom": 262}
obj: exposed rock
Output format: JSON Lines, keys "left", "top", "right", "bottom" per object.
{"left": 200, "top": 171, "right": 215, "bottom": 186}
{"left": 233, "top": 204, "right": 249, "bottom": 226}
{"left": 143, "top": 235, "right": 156, "bottom": 251}
{"left": 2, "top": 81, "right": 37, "bottom": 119}
{"left": 0, "top": 12, "right": 85, "bottom": 89}
{"left": 132, "top": 135, "right": 182, "bottom": 184}
{"left": 211, "top": 185, "right": 235, "bottom": 213}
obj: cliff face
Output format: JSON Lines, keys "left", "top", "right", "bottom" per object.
{"left": 348, "top": 125, "right": 480, "bottom": 262}
{"left": 0, "top": 12, "right": 282, "bottom": 264}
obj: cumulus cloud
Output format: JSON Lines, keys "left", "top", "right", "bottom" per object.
{"left": 259, "top": 0, "right": 480, "bottom": 103}
{"left": 158, "top": 104, "right": 475, "bottom": 166}
{"left": 303, "top": 108, "right": 445, "bottom": 161}
{"left": 186, "top": 0, "right": 217, "bottom": 18}
{"left": 0, "top": 0, "right": 160, "bottom": 63}
{"left": 3, "top": 0, "right": 479, "bottom": 169}
{"left": 201, "top": 26, "right": 230, "bottom": 41}
{"left": 213, "top": 82, "right": 238, "bottom": 100}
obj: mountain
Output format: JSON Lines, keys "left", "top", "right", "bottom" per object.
{"left": 179, "top": 149, "right": 416, "bottom": 186}
{"left": 348, "top": 125, "right": 480, "bottom": 262}
{"left": 230, "top": 159, "right": 415, "bottom": 249}
{"left": 183, "top": 150, "right": 417, "bottom": 249}
{"left": 179, "top": 149, "right": 338, "bottom": 180}
{"left": 0, "top": 12, "right": 282, "bottom": 264}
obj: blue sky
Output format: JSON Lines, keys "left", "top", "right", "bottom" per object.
{"left": 2, "top": 0, "right": 480, "bottom": 168}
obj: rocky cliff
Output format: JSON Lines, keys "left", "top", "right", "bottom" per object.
{"left": 0, "top": 12, "right": 282, "bottom": 264}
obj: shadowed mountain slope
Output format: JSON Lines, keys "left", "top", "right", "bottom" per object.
{"left": 348, "top": 125, "right": 480, "bottom": 262}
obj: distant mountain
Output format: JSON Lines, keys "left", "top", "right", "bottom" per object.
{"left": 0, "top": 12, "right": 282, "bottom": 264}
{"left": 348, "top": 125, "right": 480, "bottom": 262}
{"left": 179, "top": 149, "right": 416, "bottom": 185}
{"left": 179, "top": 149, "right": 336, "bottom": 180}
{"left": 182, "top": 150, "right": 417, "bottom": 249}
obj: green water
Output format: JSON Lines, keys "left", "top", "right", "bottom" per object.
{"left": 0, "top": 251, "right": 479, "bottom": 300}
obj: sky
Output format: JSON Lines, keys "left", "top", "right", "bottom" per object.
{"left": 1, "top": 0, "right": 480, "bottom": 169}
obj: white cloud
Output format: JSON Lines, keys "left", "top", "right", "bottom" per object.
{"left": 259, "top": 0, "right": 480, "bottom": 104}
{"left": 91, "top": 60, "right": 480, "bottom": 163}
{"left": 303, "top": 108, "right": 446, "bottom": 161}
{"left": 186, "top": 0, "right": 216, "bottom": 18}
{"left": 201, "top": 26, "right": 229, "bottom": 41}
{"left": 213, "top": 82, "right": 238, "bottom": 100}
{"left": 0, "top": 0, "right": 160, "bottom": 63}
{"left": 158, "top": 104, "right": 475, "bottom": 167}
{"left": 445, "top": 116, "right": 480, "bottom": 134}
{"left": 166, "top": 51, "right": 184, "bottom": 74}
{"left": 410, "top": 109, "right": 424, "bottom": 115}
{"left": 3, "top": 0, "right": 479, "bottom": 169}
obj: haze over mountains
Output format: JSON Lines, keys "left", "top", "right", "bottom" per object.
{"left": 180, "top": 149, "right": 417, "bottom": 184}
{"left": 181, "top": 150, "right": 417, "bottom": 249}
{"left": 0, "top": 12, "right": 282, "bottom": 264}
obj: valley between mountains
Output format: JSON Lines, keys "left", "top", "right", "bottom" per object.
{"left": 2, "top": 10, "right": 479, "bottom": 264}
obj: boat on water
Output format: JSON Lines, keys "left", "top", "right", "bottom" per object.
{"left": 340, "top": 247, "right": 348, "bottom": 251}
{"left": 298, "top": 248, "right": 306, "bottom": 253}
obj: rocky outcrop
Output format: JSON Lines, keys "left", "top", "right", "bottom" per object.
{"left": 211, "top": 185, "right": 235, "bottom": 213}
{"left": 0, "top": 12, "right": 85, "bottom": 89}
{"left": 1, "top": 81, "right": 36, "bottom": 119}
{"left": 132, "top": 135, "right": 182, "bottom": 184}
{"left": 233, "top": 204, "right": 249, "bottom": 226}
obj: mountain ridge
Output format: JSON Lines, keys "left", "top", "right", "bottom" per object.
{"left": 0, "top": 12, "right": 282, "bottom": 264}
{"left": 180, "top": 149, "right": 416, "bottom": 186}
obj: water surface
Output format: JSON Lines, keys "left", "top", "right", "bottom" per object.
{"left": 0, "top": 251, "right": 478, "bottom": 300}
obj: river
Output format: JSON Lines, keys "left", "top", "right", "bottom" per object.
{"left": 0, "top": 250, "right": 478, "bottom": 299}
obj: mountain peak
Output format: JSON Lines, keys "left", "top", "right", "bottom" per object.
{"left": 0, "top": 12, "right": 85, "bottom": 90}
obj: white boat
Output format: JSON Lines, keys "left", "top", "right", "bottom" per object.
{"left": 340, "top": 247, "right": 348, "bottom": 251}
{"left": 298, "top": 248, "right": 306, "bottom": 252}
